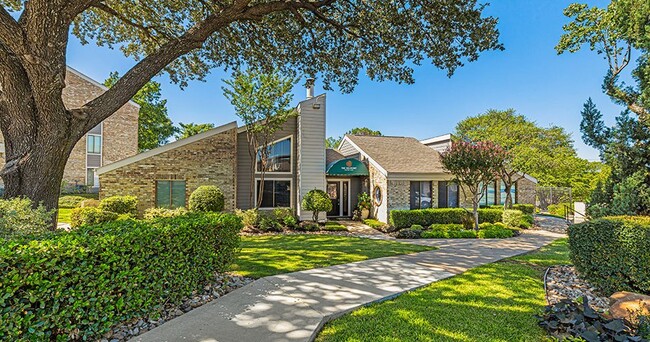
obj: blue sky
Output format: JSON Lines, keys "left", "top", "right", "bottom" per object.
{"left": 67, "top": 0, "right": 621, "bottom": 161}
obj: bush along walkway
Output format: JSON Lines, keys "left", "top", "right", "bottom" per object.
{"left": 132, "top": 229, "right": 564, "bottom": 342}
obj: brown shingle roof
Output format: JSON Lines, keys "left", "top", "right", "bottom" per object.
{"left": 326, "top": 148, "right": 346, "bottom": 165}
{"left": 345, "top": 135, "right": 445, "bottom": 174}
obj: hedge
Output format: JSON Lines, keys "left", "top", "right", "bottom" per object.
{"left": 98, "top": 195, "right": 138, "bottom": 216}
{"left": 568, "top": 216, "right": 650, "bottom": 295}
{"left": 0, "top": 212, "right": 242, "bottom": 340}
{"left": 487, "top": 204, "right": 534, "bottom": 215}
{"left": 389, "top": 208, "right": 503, "bottom": 228}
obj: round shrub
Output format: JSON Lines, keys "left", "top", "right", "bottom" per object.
{"left": 79, "top": 199, "right": 100, "bottom": 208}
{"left": 144, "top": 207, "right": 188, "bottom": 220}
{"left": 301, "top": 189, "right": 332, "bottom": 221}
{"left": 98, "top": 195, "right": 138, "bottom": 216}
{"left": 502, "top": 209, "right": 524, "bottom": 228}
{"left": 70, "top": 207, "right": 119, "bottom": 228}
{"left": 396, "top": 227, "right": 423, "bottom": 239}
{"left": 189, "top": 186, "right": 225, "bottom": 212}
{"left": 0, "top": 198, "right": 54, "bottom": 238}
{"left": 568, "top": 216, "right": 650, "bottom": 294}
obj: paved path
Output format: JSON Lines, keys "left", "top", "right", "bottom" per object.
{"left": 132, "top": 229, "right": 564, "bottom": 342}
{"left": 337, "top": 219, "right": 388, "bottom": 239}
{"left": 535, "top": 214, "right": 570, "bottom": 234}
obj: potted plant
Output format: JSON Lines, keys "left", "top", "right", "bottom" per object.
{"left": 357, "top": 192, "right": 371, "bottom": 220}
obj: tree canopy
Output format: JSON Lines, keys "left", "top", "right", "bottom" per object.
{"left": 557, "top": 0, "right": 650, "bottom": 122}
{"left": 0, "top": 0, "right": 503, "bottom": 211}
{"left": 104, "top": 72, "right": 176, "bottom": 152}
{"left": 326, "top": 127, "right": 382, "bottom": 148}
{"left": 174, "top": 122, "right": 215, "bottom": 140}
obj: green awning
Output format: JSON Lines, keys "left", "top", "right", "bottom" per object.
{"left": 326, "top": 158, "right": 369, "bottom": 176}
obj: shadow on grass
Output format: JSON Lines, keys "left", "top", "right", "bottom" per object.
{"left": 230, "top": 234, "right": 435, "bottom": 278}
{"left": 316, "top": 239, "right": 569, "bottom": 342}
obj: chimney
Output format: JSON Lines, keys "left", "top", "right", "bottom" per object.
{"left": 306, "top": 78, "right": 315, "bottom": 99}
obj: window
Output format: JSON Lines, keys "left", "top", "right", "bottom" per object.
{"left": 86, "top": 168, "right": 97, "bottom": 187}
{"left": 257, "top": 180, "right": 291, "bottom": 208}
{"left": 257, "top": 137, "right": 291, "bottom": 173}
{"left": 373, "top": 185, "right": 383, "bottom": 206}
{"left": 437, "top": 181, "right": 459, "bottom": 208}
{"left": 499, "top": 180, "right": 517, "bottom": 205}
{"left": 410, "top": 181, "right": 432, "bottom": 210}
{"left": 156, "top": 180, "right": 186, "bottom": 208}
{"left": 87, "top": 135, "right": 101, "bottom": 154}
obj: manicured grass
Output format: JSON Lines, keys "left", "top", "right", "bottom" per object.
{"left": 230, "top": 235, "right": 435, "bottom": 278}
{"left": 57, "top": 208, "right": 73, "bottom": 224}
{"left": 316, "top": 239, "right": 570, "bottom": 342}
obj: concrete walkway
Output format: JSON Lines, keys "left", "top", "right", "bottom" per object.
{"left": 535, "top": 214, "right": 570, "bottom": 234}
{"left": 132, "top": 229, "right": 564, "bottom": 342}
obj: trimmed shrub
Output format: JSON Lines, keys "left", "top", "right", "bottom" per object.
{"left": 144, "top": 207, "right": 188, "bottom": 220}
{"left": 98, "top": 195, "right": 138, "bottom": 216}
{"left": 70, "top": 207, "right": 119, "bottom": 228}
{"left": 297, "top": 221, "right": 320, "bottom": 232}
{"left": 519, "top": 214, "right": 534, "bottom": 229}
{"left": 0, "top": 212, "right": 242, "bottom": 340}
{"left": 235, "top": 208, "right": 259, "bottom": 227}
{"left": 79, "top": 199, "right": 100, "bottom": 208}
{"left": 421, "top": 229, "right": 447, "bottom": 238}
{"left": 568, "top": 216, "right": 650, "bottom": 294}
{"left": 258, "top": 217, "right": 283, "bottom": 232}
{"left": 429, "top": 223, "right": 464, "bottom": 230}
{"left": 447, "top": 229, "right": 478, "bottom": 239}
{"left": 502, "top": 209, "right": 524, "bottom": 228}
{"left": 389, "top": 208, "right": 503, "bottom": 228}
{"left": 301, "top": 189, "right": 332, "bottom": 221}
{"left": 58, "top": 195, "right": 89, "bottom": 209}
{"left": 513, "top": 204, "right": 534, "bottom": 215}
{"left": 396, "top": 227, "right": 422, "bottom": 239}
{"left": 410, "top": 224, "right": 424, "bottom": 230}
{"left": 188, "top": 186, "right": 225, "bottom": 212}
{"left": 478, "top": 227, "right": 514, "bottom": 239}
{"left": 323, "top": 221, "right": 348, "bottom": 232}
{"left": 0, "top": 198, "right": 54, "bottom": 238}
{"left": 421, "top": 224, "right": 477, "bottom": 239}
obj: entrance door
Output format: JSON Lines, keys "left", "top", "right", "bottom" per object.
{"left": 327, "top": 182, "right": 340, "bottom": 217}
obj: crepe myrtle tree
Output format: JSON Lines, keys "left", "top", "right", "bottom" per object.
{"left": 0, "top": 0, "right": 502, "bottom": 215}
{"left": 223, "top": 69, "right": 296, "bottom": 208}
{"left": 441, "top": 141, "right": 507, "bottom": 230}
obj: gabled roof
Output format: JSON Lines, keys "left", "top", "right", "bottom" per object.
{"left": 66, "top": 66, "right": 140, "bottom": 109}
{"left": 97, "top": 121, "right": 237, "bottom": 174}
{"left": 342, "top": 135, "right": 446, "bottom": 175}
{"left": 420, "top": 133, "right": 453, "bottom": 145}
{"left": 326, "top": 148, "right": 345, "bottom": 165}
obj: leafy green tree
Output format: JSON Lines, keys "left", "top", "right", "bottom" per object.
{"left": 455, "top": 109, "right": 578, "bottom": 207}
{"left": 104, "top": 72, "right": 176, "bottom": 152}
{"left": 301, "top": 189, "right": 333, "bottom": 222}
{"left": 174, "top": 122, "right": 215, "bottom": 140}
{"left": 0, "top": 0, "right": 503, "bottom": 212}
{"left": 557, "top": 0, "right": 650, "bottom": 122}
{"left": 223, "top": 69, "right": 296, "bottom": 208}
{"left": 326, "top": 127, "right": 382, "bottom": 149}
{"left": 441, "top": 141, "right": 507, "bottom": 230}
{"left": 580, "top": 99, "right": 650, "bottom": 216}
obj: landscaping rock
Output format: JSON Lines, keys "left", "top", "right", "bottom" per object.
{"left": 545, "top": 265, "right": 609, "bottom": 312}
{"left": 103, "top": 273, "right": 253, "bottom": 342}
{"left": 609, "top": 291, "right": 650, "bottom": 322}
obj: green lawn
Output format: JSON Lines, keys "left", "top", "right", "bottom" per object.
{"left": 57, "top": 208, "right": 73, "bottom": 224}
{"left": 316, "top": 239, "right": 570, "bottom": 342}
{"left": 230, "top": 235, "right": 435, "bottom": 278}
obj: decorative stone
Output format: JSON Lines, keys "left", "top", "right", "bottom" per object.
{"left": 609, "top": 292, "right": 650, "bottom": 322}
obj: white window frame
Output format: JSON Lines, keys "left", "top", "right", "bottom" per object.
{"left": 85, "top": 122, "right": 103, "bottom": 187}
{"left": 254, "top": 178, "right": 293, "bottom": 210}
{"left": 255, "top": 135, "right": 293, "bottom": 175}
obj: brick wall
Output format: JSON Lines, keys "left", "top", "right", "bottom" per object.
{"left": 516, "top": 177, "right": 536, "bottom": 205}
{"left": 387, "top": 180, "right": 410, "bottom": 212}
{"left": 369, "top": 164, "right": 388, "bottom": 223}
{"left": 0, "top": 68, "right": 139, "bottom": 187}
{"left": 99, "top": 128, "right": 237, "bottom": 214}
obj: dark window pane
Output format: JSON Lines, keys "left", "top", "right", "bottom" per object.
{"left": 410, "top": 182, "right": 420, "bottom": 210}
{"left": 257, "top": 181, "right": 274, "bottom": 208}
{"left": 438, "top": 181, "right": 448, "bottom": 208}
{"left": 171, "top": 181, "right": 186, "bottom": 208}
{"left": 275, "top": 181, "right": 291, "bottom": 207}
{"left": 257, "top": 138, "right": 291, "bottom": 172}
{"left": 421, "top": 182, "right": 432, "bottom": 209}
{"left": 156, "top": 181, "right": 171, "bottom": 208}
{"left": 448, "top": 183, "right": 459, "bottom": 208}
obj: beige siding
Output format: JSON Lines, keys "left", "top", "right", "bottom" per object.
{"left": 236, "top": 117, "right": 299, "bottom": 210}
{"left": 296, "top": 95, "right": 327, "bottom": 220}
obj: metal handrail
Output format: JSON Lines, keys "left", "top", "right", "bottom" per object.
{"left": 564, "top": 203, "right": 588, "bottom": 224}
